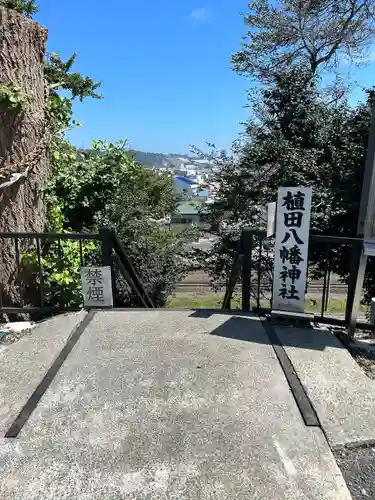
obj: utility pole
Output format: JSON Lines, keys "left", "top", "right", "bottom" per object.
{"left": 347, "top": 97, "right": 375, "bottom": 337}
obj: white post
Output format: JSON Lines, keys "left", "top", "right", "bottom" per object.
{"left": 348, "top": 100, "right": 375, "bottom": 337}
{"left": 370, "top": 298, "right": 375, "bottom": 325}
{"left": 267, "top": 202, "right": 276, "bottom": 237}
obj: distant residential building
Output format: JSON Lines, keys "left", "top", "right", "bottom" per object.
{"left": 180, "top": 165, "right": 194, "bottom": 177}
{"left": 192, "top": 189, "right": 210, "bottom": 202}
{"left": 171, "top": 202, "right": 201, "bottom": 228}
{"left": 196, "top": 173, "right": 209, "bottom": 184}
{"left": 173, "top": 175, "right": 198, "bottom": 198}
{"left": 192, "top": 159, "right": 210, "bottom": 164}
{"left": 164, "top": 157, "right": 191, "bottom": 170}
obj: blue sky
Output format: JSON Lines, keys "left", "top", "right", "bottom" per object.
{"left": 36, "top": 1, "right": 375, "bottom": 154}
{"left": 36, "top": 0, "right": 250, "bottom": 154}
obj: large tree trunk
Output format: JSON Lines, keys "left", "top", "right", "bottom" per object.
{"left": 0, "top": 8, "right": 49, "bottom": 313}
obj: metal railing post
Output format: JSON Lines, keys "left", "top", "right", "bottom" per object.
{"left": 256, "top": 235, "right": 262, "bottom": 310}
{"left": 345, "top": 242, "right": 362, "bottom": 326}
{"left": 241, "top": 228, "right": 253, "bottom": 312}
{"left": 99, "top": 227, "right": 115, "bottom": 304}
{"left": 320, "top": 243, "right": 330, "bottom": 319}
{"left": 110, "top": 234, "right": 155, "bottom": 308}
{"left": 222, "top": 253, "right": 241, "bottom": 310}
{"left": 348, "top": 248, "right": 368, "bottom": 338}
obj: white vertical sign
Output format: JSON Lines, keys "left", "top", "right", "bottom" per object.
{"left": 81, "top": 266, "right": 113, "bottom": 308}
{"left": 272, "top": 187, "right": 312, "bottom": 312}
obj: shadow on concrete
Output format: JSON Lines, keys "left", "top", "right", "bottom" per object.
{"left": 188, "top": 308, "right": 254, "bottom": 319}
{"left": 206, "top": 314, "right": 345, "bottom": 352}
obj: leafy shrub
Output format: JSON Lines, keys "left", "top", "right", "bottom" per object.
{"left": 21, "top": 205, "right": 97, "bottom": 314}
{"left": 42, "top": 139, "right": 194, "bottom": 308}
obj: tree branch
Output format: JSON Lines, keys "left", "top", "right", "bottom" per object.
{"left": 315, "top": 1, "right": 368, "bottom": 67}
{"left": 296, "top": 3, "right": 320, "bottom": 73}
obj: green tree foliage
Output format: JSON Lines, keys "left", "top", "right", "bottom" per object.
{"left": 43, "top": 140, "right": 192, "bottom": 307}
{"left": 0, "top": 0, "right": 38, "bottom": 16}
{"left": 200, "top": 0, "right": 375, "bottom": 308}
{"left": 45, "top": 53, "right": 103, "bottom": 102}
{"left": 45, "top": 140, "right": 178, "bottom": 231}
{"left": 324, "top": 90, "right": 374, "bottom": 239}
{"left": 200, "top": 69, "right": 375, "bottom": 302}
{"left": 205, "top": 70, "right": 351, "bottom": 231}
{"left": 22, "top": 52, "right": 105, "bottom": 312}
{"left": 45, "top": 53, "right": 103, "bottom": 132}
{"left": 323, "top": 90, "right": 375, "bottom": 303}
{"left": 97, "top": 197, "right": 195, "bottom": 307}
{"left": 233, "top": 0, "right": 375, "bottom": 81}
{"left": 0, "top": 83, "right": 26, "bottom": 113}
{"left": 39, "top": 26, "right": 190, "bottom": 310}
{"left": 21, "top": 204, "right": 97, "bottom": 312}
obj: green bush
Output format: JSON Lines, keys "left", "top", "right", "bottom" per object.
{"left": 21, "top": 205, "right": 98, "bottom": 313}
{"left": 41, "top": 140, "right": 195, "bottom": 308}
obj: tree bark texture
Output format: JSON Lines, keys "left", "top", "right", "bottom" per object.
{"left": 0, "top": 7, "right": 49, "bottom": 311}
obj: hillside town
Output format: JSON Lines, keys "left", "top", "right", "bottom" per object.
{"left": 150, "top": 155, "right": 219, "bottom": 231}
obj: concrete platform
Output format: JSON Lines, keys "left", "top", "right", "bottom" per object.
{"left": 275, "top": 324, "right": 375, "bottom": 447}
{"left": 0, "top": 310, "right": 350, "bottom": 499}
{"left": 0, "top": 310, "right": 87, "bottom": 434}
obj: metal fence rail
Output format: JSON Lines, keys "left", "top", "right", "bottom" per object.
{"left": 0, "top": 227, "right": 154, "bottom": 317}
{"left": 0, "top": 231, "right": 101, "bottom": 316}
{"left": 224, "top": 227, "right": 371, "bottom": 330}
{"left": 1, "top": 225, "right": 368, "bottom": 328}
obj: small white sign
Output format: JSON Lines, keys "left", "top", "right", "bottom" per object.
{"left": 80, "top": 266, "right": 113, "bottom": 308}
{"left": 272, "top": 187, "right": 312, "bottom": 312}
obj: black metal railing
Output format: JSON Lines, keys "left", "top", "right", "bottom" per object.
{"left": 0, "top": 227, "right": 154, "bottom": 317}
{"left": 0, "top": 231, "right": 101, "bottom": 315}
{"left": 2, "top": 224, "right": 367, "bottom": 326}
{"left": 223, "top": 227, "right": 371, "bottom": 329}
{"left": 106, "top": 229, "right": 155, "bottom": 309}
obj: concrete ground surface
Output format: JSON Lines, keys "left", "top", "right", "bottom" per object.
{"left": 335, "top": 446, "right": 375, "bottom": 500}
{"left": 335, "top": 447, "right": 375, "bottom": 500}
{"left": 275, "top": 324, "right": 375, "bottom": 447}
{"left": 0, "top": 309, "right": 362, "bottom": 499}
{"left": 0, "top": 310, "right": 87, "bottom": 435}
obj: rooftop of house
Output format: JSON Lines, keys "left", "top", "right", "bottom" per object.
{"left": 174, "top": 176, "right": 197, "bottom": 185}
{"left": 175, "top": 202, "right": 200, "bottom": 215}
